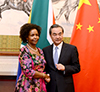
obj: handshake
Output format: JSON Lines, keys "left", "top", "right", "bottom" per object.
{"left": 43, "top": 73, "right": 50, "bottom": 83}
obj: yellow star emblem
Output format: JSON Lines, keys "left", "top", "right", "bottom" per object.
{"left": 76, "top": 23, "right": 82, "bottom": 30}
{"left": 98, "top": 18, "right": 100, "bottom": 23}
{"left": 87, "top": 25, "right": 94, "bottom": 32}
{"left": 78, "top": 0, "right": 91, "bottom": 9}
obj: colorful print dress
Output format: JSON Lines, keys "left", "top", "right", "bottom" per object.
{"left": 15, "top": 46, "right": 47, "bottom": 92}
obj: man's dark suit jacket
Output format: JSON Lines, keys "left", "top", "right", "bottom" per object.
{"left": 43, "top": 42, "right": 80, "bottom": 92}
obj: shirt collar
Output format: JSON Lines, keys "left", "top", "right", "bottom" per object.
{"left": 53, "top": 41, "right": 63, "bottom": 50}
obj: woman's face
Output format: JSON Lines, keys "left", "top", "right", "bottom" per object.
{"left": 27, "top": 29, "right": 39, "bottom": 46}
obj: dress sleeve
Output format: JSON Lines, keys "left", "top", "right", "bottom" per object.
{"left": 19, "top": 47, "right": 35, "bottom": 80}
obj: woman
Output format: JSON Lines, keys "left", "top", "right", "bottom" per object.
{"left": 15, "top": 23, "right": 50, "bottom": 92}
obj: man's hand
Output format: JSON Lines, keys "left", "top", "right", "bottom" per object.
{"left": 56, "top": 63, "right": 65, "bottom": 71}
{"left": 45, "top": 74, "right": 50, "bottom": 83}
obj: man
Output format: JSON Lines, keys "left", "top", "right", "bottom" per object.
{"left": 43, "top": 24, "right": 80, "bottom": 92}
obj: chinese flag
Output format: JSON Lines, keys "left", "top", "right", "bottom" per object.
{"left": 70, "top": 0, "right": 100, "bottom": 92}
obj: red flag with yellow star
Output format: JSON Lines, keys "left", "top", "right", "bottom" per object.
{"left": 70, "top": 0, "right": 100, "bottom": 92}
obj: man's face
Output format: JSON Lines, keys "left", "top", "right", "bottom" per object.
{"left": 50, "top": 27, "right": 63, "bottom": 46}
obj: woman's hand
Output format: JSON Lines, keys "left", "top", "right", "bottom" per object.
{"left": 44, "top": 73, "right": 50, "bottom": 78}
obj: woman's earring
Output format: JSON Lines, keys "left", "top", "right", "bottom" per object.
{"left": 26, "top": 40, "right": 28, "bottom": 43}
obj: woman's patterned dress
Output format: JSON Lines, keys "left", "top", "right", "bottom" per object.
{"left": 15, "top": 46, "right": 47, "bottom": 92}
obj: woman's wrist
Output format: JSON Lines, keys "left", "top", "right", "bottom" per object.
{"left": 42, "top": 73, "right": 45, "bottom": 78}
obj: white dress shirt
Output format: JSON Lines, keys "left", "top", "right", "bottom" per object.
{"left": 53, "top": 42, "right": 63, "bottom": 62}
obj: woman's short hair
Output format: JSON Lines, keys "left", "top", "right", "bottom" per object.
{"left": 49, "top": 24, "right": 64, "bottom": 35}
{"left": 20, "top": 23, "right": 41, "bottom": 43}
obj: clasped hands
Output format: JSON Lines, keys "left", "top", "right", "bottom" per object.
{"left": 44, "top": 74, "right": 50, "bottom": 83}
{"left": 43, "top": 63, "right": 65, "bottom": 83}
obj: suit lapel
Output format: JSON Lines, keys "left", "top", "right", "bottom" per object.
{"left": 50, "top": 43, "right": 68, "bottom": 69}
{"left": 50, "top": 44, "right": 57, "bottom": 70}
{"left": 58, "top": 42, "right": 68, "bottom": 63}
